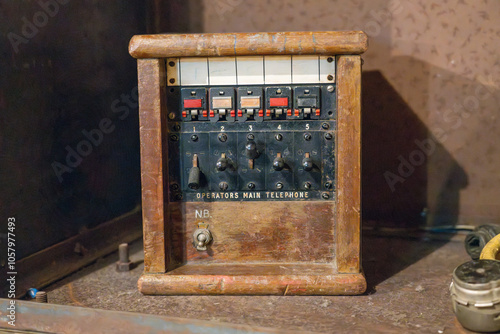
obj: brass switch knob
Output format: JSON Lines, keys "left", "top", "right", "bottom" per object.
{"left": 193, "top": 228, "right": 212, "bottom": 251}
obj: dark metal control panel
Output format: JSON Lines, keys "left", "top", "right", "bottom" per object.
{"left": 166, "top": 84, "right": 336, "bottom": 202}
{"left": 164, "top": 55, "right": 337, "bottom": 202}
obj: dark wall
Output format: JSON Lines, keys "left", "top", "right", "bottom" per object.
{"left": 0, "top": 0, "right": 150, "bottom": 262}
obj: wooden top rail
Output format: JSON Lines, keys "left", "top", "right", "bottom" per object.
{"left": 129, "top": 31, "right": 368, "bottom": 59}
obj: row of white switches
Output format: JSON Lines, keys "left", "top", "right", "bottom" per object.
{"left": 166, "top": 56, "right": 335, "bottom": 86}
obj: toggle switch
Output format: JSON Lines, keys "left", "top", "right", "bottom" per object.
{"left": 188, "top": 154, "right": 201, "bottom": 189}
{"left": 245, "top": 140, "right": 259, "bottom": 170}
{"left": 245, "top": 140, "right": 259, "bottom": 159}
{"left": 302, "top": 152, "right": 314, "bottom": 171}
{"left": 192, "top": 227, "right": 212, "bottom": 251}
{"left": 216, "top": 153, "right": 229, "bottom": 171}
{"left": 273, "top": 152, "right": 285, "bottom": 171}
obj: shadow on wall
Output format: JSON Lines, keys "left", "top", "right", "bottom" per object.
{"left": 360, "top": 57, "right": 485, "bottom": 290}
{"left": 362, "top": 68, "right": 468, "bottom": 228}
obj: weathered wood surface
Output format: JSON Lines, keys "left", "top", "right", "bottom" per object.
{"left": 138, "top": 59, "right": 168, "bottom": 273}
{"left": 138, "top": 266, "right": 366, "bottom": 295}
{"left": 168, "top": 201, "right": 335, "bottom": 264}
{"left": 129, "top": 31, "right": 368, "bottom": 58}
{"left": 336, "top": 55, "right": 362, "bottom": 273}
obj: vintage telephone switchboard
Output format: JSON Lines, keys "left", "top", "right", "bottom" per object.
{"left": 129, "top": 31, "right": 367, "bottom": 295}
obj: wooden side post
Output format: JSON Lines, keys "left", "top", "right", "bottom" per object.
{"left": 336, "top": 55, "right": 362, "bottom": 273}
{"left": 137, "top": 59, "right": 168, "bottom": 273}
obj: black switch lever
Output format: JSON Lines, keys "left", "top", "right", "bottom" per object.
{"left": 188, "top": 154, "right": 200, "bottom": 189}
{"left": 245, "top": 140, "right": 259, "bottom": 159}
{"left": 302, "top": 152, "right": 314, "bottom": 172}
{"left": 273, "top": 152, "right": 285, "bottom": 171}
{"left": 216, "top": 153, "right": 229, "bottom": 171}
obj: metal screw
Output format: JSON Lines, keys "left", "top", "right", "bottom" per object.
{"left": 322, "top": 122, "right": 330, "bottom": 130}
{"left": 247, "top": 134, "right": 255, "bottom": 140}
{"left": 168, "top": 61, "right": 175, "bottom": 67}
{"left": 218, "top": 133, "right": 227, "bottom": 142}
{"left": 327, "top": 74, "right": 334, "bottom": 81}
{"left": 116, "top": 243, "right": 132, "bottom": 272}
{"left": 275, "top": 133, "right": 283, "bottom": 141}
{"left": 324, "top": 181, "right": 332, "bottom": 189}
{"left": 169, "top": 78, "right": 175, "bottom": 84}
{"left": 170, "top": 134, "right": 178, "bottom": 142}
{"left": 276, "top": 88, "right": 282, "bottom": 94}
{"left": 324, "top": 132, "right": 333, "bottom": 140}
{"left": 35, "top": 291, "right": 48, "bottom": 303}
{"left": 219, "top": 182, "right": 228, "bottom": 191}
{"left": 175, "top": 194, "right": 183, "bottom": 201}
{"left": 247, "top": 182, "right": 255, "bottom": 189}
{"left": 173, "top": 124, "right": 181, "bottom": 132}
{"left": 327, "top": 85, "right": 335, "bottom": 92}
{"left": 322, "top": 193, "right": 330, "bottom": 200}
{"left": 304, "top": 133, "right": 312, "bottom": 141}
{"left": 170, "top": 183, "right": 179, "bottom": 191}
{"left": 168, "top": 112, "right": 176, "bottom": 120}
{"left": 276, "top": 182, "right": 283, "bottom": 190}
{"left": 327, "top": 57, "right": 334, "bottom": 63}
{"left": 304, "top": 182, "right": 311, "bottom": 189}
{"left": 28, "top": 288, "right": 38, "bottom": 299}
{"left": 191, "top": 134, "right": 198, "bottom": 142}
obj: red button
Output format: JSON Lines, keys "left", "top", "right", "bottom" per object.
{"left": 209, "top": 110, "right": 215, "bottom": 117}
{"left": 269, "top": 97, "right": 288, "bottom": 107}
{"left": 287, "top": 109, "right": 292, "bottom": 116}
{"left": 295, "top": 109, "right": 299, "bottom": 116}
{"left": 202, "top": 110, "right": 208, "bottom": 117}
{"left": 258, "top": 110, "right": 263, "bottom": 117}
{"left": 266, "top": 109, "right": 271, "bottom": 116}
{"left": 316, "top": 109, "right": 320, "bottom": 116}
{"left": 230, "top": 110, "right": 236, "bottom": 117}
{"left": 182, "top": 111, "right": 187, "bottom": 117}
{"left": 183, "top": 99, "right": 202, "bottom": 109}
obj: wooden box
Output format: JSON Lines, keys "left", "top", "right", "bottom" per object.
{"left": 129, "top": 31, "right": 367, "bottom": 295}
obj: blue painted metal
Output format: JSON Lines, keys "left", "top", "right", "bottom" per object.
{"left": 0, "top": 299, "right": 288, "bottom": 334}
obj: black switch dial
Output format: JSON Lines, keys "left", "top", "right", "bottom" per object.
{"left": 273, "top": 153, "right": 285, "bottom": 171}
{"left": 188, "top": 154, "right": 201, "bottom": 189}
{"left": 216, "top": 153, "right": 229, "bottom": 171}
{"left": 245, "top": 141, "right": 259, "bottom": 159}
{"left": 302, "top": 152, "right": 314, "bottom": 172}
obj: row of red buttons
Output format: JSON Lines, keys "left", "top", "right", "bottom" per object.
{"left": 182, "top": 108, "right": 320, "bottom": 118}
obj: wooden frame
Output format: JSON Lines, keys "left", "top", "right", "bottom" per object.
{"left": 130, "top": 31, "right": 367, "bottom": 295}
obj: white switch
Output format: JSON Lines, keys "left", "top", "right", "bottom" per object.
{"left": 292, "top": 55, "right": 319, "bottom": 83}
{"left": 209, "top": 57, "right": 236, "bottom": 85}
{"left": 264, "top": 56, "right": 292, "bottom": 84}
{"left": 180, "top": 58, "right": 208, "bottom": 86}
{"left": 236, "top": 56, "right": 264, "bottom": 85}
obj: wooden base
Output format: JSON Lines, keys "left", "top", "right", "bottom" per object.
{"left": 138, "top": 263, "right": 366, "bottom": 295}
